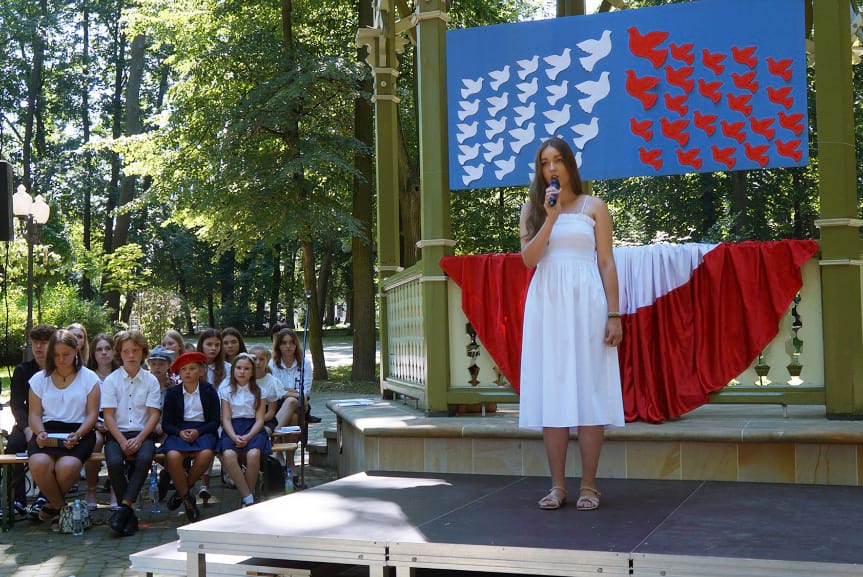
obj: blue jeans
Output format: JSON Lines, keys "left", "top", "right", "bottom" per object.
{"left": 105, "top": 432, "right": 155, "bottom": 504}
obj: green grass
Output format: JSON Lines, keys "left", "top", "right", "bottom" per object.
{"left": 316, "top": 364, "right": 381, "bottom": 395}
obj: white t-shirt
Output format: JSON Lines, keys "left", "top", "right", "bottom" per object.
{"left": 101, "top": 367, "right": 162, "bottom": 432}
{"left": 257, "top": 373, "right": 281, "bottom": 404}
{"left": 29, "top": 367, "right": 100, "bottom": 424}
{"left": 218, "top": 382, "right": 259, "bottom": 419}
{"left": 268, "top": 358, "right": 312, "bottom": 397}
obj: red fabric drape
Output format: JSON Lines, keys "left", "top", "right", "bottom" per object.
{"left": 440, "top": 239, "right": 819, "bottom": 423}
{"left": 440, "top": 253, "right": 534, "bottom": 392}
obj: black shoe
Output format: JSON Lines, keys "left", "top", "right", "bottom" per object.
{"left": 306, "top": 414, "right": 322, "bottom": 423}
{"left": 167, "top": 491, "right": 183, "bottom": 511}
{"left": 122, "top": 509, "right": 139, "bottom": 536}
{"left": 158, "top": 469, "right": 171, "bottom": 502}
{"left": 110, "top": 505, "right": 132, "bottom": 535}
{"left": 182, "top": 495, "right": 200, "bottom": 522}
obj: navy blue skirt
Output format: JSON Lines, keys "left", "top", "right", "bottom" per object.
{"left": 218, "top": 418, "right": 271, "bottom": 455}
{"left": 161, "top": 421, "right": 218, "bottom": 453}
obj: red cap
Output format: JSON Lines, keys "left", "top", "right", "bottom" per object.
{"left": 170, "top": 351, "right": 207, "bottom": 374}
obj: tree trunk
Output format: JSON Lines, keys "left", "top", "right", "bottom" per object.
{"left": 22, "top": 0, "right": 48, "bottom": 190}
{"left": 282, "top": 0, "right": 325, "bottom": 379}
{"left": 207, "top": 291, "right": 215, "bottom": 329}
{"left": 81, "top": 2, "right": 93, "bottom": 300}
{"left": 105, "top": 33, "right": 146, "bottom": 319}
{"left": 121, "top": 291, "right": 136, "bottom": 325}
{"left": 730, "top": 170, "right": 748, "bottom": 236}
{"left": 285, "top": 241, "right": 297, "bottom": 329}
{"left": 699, "top": 172, "right": 717, "bottom": 237}
{"left": 218, "top": 250, "right": 236, "bottom": 321}
{"left": 317, "top": 237, "right": 335, "bottom": 323}
{"left": 171, "top": 254, "right": 195, "bottom": 335}
{"left": 302, "top": 238, "right": 327, "bottom": 380}
{"left": 270, "top": 245, "right": 282, "bottom": 329}
{"left": 352, "top": 0, "right": 377, "bottom": 381}
{"left": 104, "top": 18, "right": 126, "bottom": 255}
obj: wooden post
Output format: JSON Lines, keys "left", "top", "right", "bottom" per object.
{"left": 814, "top": 0, "right": 863, "bottom": 419}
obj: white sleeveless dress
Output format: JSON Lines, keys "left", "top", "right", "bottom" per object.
{"left": 518, "top": 203, "right": 625, "bottom": 430}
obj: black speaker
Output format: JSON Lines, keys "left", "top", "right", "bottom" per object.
{"left": 0, "top": 161, "right": 13, "bottom": 242}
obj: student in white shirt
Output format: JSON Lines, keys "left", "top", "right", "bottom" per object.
{"left": 27, "top": 329, "right": 101, "bottom": 526}
{"left": 218, "top": 353, "right": 271, "bottom": 507}
{"left": 270, "top": 328, "right": 313, "bottom": 431}
{"left": 101, "top": 330, "right": 161, "bottom": 537}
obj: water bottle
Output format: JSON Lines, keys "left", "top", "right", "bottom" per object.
{"left": 284, "top": 465, "right": 293, "bottom": 493}
{"left": 149, "top": 464, "right": 161, "bottom": 514}
{"left": 71, "top": 499, "right": 84, "bottom": 536}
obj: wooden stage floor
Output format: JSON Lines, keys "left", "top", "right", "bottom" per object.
{"left": 176, "top": 471, "right": 863, "bottom": 577}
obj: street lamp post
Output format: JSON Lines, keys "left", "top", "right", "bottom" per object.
{"left": 12, "top": 184, "right": 50, "bottom": 361}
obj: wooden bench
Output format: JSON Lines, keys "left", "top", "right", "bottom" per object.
{"left": 130, "top": 540, "right": 331, "bottom": 577}
{"left": 1, "top": 442, "right": 297, "bottom": 531}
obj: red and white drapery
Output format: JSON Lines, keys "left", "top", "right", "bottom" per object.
{"left": 440, "top": 240, "right": 819, "bottom": 423}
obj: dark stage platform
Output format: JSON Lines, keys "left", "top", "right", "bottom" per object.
{"left": 177, "top": 472, "right": 862, "bottom": 577}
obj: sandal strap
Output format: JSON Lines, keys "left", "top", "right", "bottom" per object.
{"left": 579, "top": 486, "right": 600, "bottom": 497}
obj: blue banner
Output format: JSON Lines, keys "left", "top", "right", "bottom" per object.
{"left": 446, "top": 0, "right": 807, "bottom": 189}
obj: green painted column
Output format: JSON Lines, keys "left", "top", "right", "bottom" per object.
{"left": 357, "top": 3, "right": 403, "bottom": 384}
{"left": 415, "top": 0, "right": 453, "bottom": 415}
{"left": 814, "top": 0, "right": 863, "bottom": 419}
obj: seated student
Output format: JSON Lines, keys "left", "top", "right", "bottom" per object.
{"left": 27, "top": 329, "right": 101, "bottom": 527}
{"left": 102, "top": 330, "right": 161, "bottom": 537}
{"left": 4, "top": 324, "right": 56, "bottom": 520}
{"left": 218, "top": 353, "right": 271, "bottom": 507}
{"left": 250, "top": 344, "right": 294, "bottom": 471}
{"left": 270, "top": 328, "right": 313, "bottom": 431}
{"left": 161, "top": 352, "right": 219, "bottom": 522}
{"left": 221, "top": 327, "right": 247, "bottom": 365}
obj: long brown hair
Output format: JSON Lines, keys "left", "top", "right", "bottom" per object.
{"left": 87, "top": 333, "right": 119, "bottom": 373}
{"left": 272, "top": 328, "right": 303, "bottom": 370}
{"left": 523, "top": 137, "right": 584, "bottom": 242}
{"left": 197, "top": 328, "right": 226, "bottom": 385}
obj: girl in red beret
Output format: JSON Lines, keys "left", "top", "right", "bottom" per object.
{"left": 161, "top": 352, "right": 220, "bottom": 521}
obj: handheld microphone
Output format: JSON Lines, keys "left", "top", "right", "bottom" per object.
{"left": 548, "top": 176, "right": 560, "bottom": 207}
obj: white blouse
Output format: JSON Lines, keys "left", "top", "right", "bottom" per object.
{"left": 257, "top": 373, "right": 281, "bottom": 404}
{"left": 218, "top": 383, "right": 259, "bottom": 419}
{"left": 268, "top": 358, "right": 312, "bottom": 397}
{"left": 29, "top": 367, "right": 99, "bottom": 424}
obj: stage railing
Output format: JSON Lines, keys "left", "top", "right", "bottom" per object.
{"left": 382, "top": 263, "right": 428, "bottom": 403}
{"left": 382, "top": 253, "right": 824, "bottom": 412}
